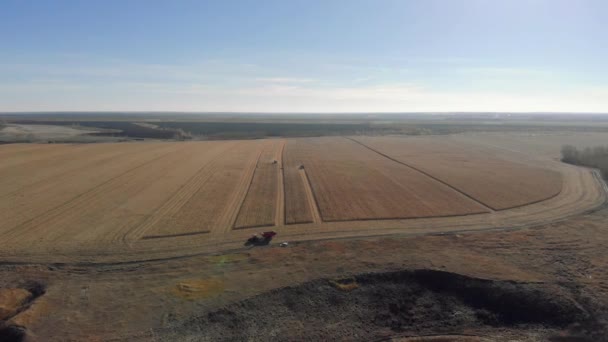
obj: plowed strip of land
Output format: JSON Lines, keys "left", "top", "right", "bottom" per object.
{"left": 234, "top": 141, "right": 280, "bottom": 229}
{"left": 283, "top": 139, "right": 314, "bottom": 224}
{"left": 354, "top": 136, "right": 563, "bottom": 210}
{"left": 286, "top": 138, "right": 488, "bottom": 222}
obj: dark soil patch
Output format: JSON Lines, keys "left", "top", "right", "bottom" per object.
{"left": 164, "top": 269, "right": 598, "bottom": 341}
{"left": 0, "top": 325, "right": 26, "bottom": 342}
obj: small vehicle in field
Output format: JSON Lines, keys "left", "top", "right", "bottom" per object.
{"left": 246, "top": 231, "right": 277, "bottom": 245}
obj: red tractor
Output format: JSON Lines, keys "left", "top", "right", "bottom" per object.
{"left": 247, "top": 231, "right": 277, "bottom": 245}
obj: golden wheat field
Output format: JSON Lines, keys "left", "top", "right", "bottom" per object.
{"left": 0, "top": 136, "right": 603, "bottom": 263}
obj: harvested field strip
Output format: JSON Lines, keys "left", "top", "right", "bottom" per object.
{"left": 292, "top": 138, "right": 487, "bottom": 222}
{"left": 215, "top": 141, "right": 267, "bottom": 233}
{"left": 131, "top": 141, "right": 241, "bottom": 240}
{"left": 346, "top": 137, "right": 495, "bottom": 212}
{"left": 141, "top": 230, "right": 210, "bottom": 240}
{"left": 45, "top": 142, "right": 220, "bottom": 245}
{"left": 283, "top": 140, "right": 314, "bottom": 224}
{"left": 0, "top": 143, "right": 183, "bottom": 244}
{"left": 145, "top": 141, "right": 264, "bottom": 238}
{"left": 0, "top": 143, "right": 151, "bottom": 197}
{"left": 0, "top": 143, "right": 59, "bottom": 158}
{"left": 234, "top": 141, "right": 280, "bottom": 229}
{"left": 100, "top": 142, "right": 241, "bottom": 244}
{"left": 0, "top": 144, "right": 79, "bottom": 171}
{"left": 353, "top": 136, "right": 563, "bottom": 211}
{"left": 275, "top": 140, "right": 286, "bottom": 227}
{"left": 0, "top": 143, "right": 180, "bottom": 233}
{"left": 300, "top": 167, "right": 322, "bottom": 223}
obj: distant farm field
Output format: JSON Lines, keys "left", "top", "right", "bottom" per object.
{"left": 0, "top": 136, "right": 604, "bottom": 263}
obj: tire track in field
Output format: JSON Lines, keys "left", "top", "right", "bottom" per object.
{"left": 213, "top": 141, "right": 266, "bottom": 235}
{"left": 48, "top": 143, "right": 211, "bottom": 246}
{"left": 125, "top": 141, "right": 241, "bottom": 242}
{"left": 233, "top": 140, "right": 282, "bottom": 229}
{"left": 0, "top": 144, "right": 86, "bottom": 172}
{"left": 275, "top": 139, "right": 286, "bottom": 226}
{"left": 0, "top": 143, "right": 150, "bottom": 198}
{"left": 346, "top": 137, "right": 496, "bottom": 212}
{"left": 299, "top": 167, "right": 323, "bottom": 223}
{"left": 0, "top": 144, "right": 182, "bottom": 244}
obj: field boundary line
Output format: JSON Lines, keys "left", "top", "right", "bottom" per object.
{"left": 345, "top": 137, "right": 496, "bottom": 212}
{"left": 209, "top": 141, "right": 264, "bottom": 235}
{"left": 299, "top": 167, "right": 323, "bottom": 223}
{"left": 232, "top": 223, "right": 276, "bottom": 230}
{"left": 141, "top": 230, "right": 210, "bottom": 240}
{"left": 232, "top": 143, "right": 267, "bottom": 229}
{"left": 276, "top": 139, "right": 286, "bottom": 226}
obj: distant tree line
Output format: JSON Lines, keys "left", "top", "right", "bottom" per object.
{"left": 561, "top": 145, "right": 608, "bottom": 180}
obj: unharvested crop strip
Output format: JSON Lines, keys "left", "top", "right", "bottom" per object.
{"left": 345, "top": 137, "right": 495, "bottom": 212}
{"left": 299, "top": 167, "right": 323, "bottom": 223}
{"left": 212, "top": 142, "right": 266, "bottom": 235}
{"left": 276, "top": 139, "right": 286, "bottom": 226}
{"left": 234, "top": 140, "right": 284, "bottom": 229}
{"left": 232, "top": 147, "right": 266, "bottom": 229}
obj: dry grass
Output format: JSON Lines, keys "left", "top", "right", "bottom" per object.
{"left": 328, "top": 278, "right": 359, "bottom": 291}
{"left": 171, "top": 278, "right": 225, "bottom": 300}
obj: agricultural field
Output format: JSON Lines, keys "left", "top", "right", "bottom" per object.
{"left": 1, "top": 132, "right": 607, "bottom": 341}
{"left": 353, "top": 136, "right": 564, "bottom": 210}
{"left": 285, "top": 137, "right": 489, "bottom": 221}
{"left": 0, "top": 135, "right": 603, "bottom": 264}
{"left": 0, "top": 133, "right": 606, "bottom": 340}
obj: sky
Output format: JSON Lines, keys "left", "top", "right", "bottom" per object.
{"left": 1, "top": 0, "right": 607, "bottom": 113}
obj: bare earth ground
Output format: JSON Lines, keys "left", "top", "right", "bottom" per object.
{"left": 1, "top": 131, "right": 608, "bottom": 340}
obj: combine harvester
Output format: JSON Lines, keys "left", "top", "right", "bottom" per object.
{"left": 246, "top": 231, "right": 277, "bottom": 246}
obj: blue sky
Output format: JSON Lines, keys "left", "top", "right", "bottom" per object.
{"left": 1, "top": 0, "right": 607, "bottom": 112}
